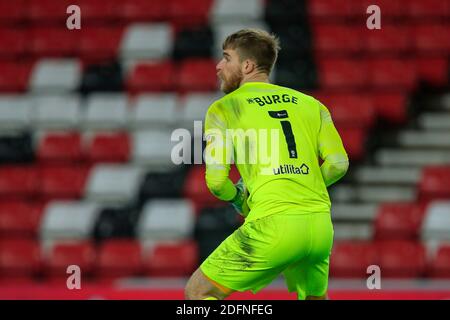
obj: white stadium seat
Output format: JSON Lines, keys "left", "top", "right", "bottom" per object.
{"left": 422, "top": 201, "right": 450, "bottom": 242}
{"left": 211, "top": 0, "right": 265, "bottom": 23}
{"left": 131, "top": 94, "right": 178, "bottom": 128}
{"left": 0, "top": 95, "right": 31, "bottom": 132}
{"left": 29, "top": 59, "right": 81, "bottom": 93}
{"left": 137, "top": 199, "right": 195, "bottom": 241}
{"left": 83, "top": 93, "right": 129, "bottom": 130}
{"left": 132, "top": 129, "right": 177, "bottom": 169}
{"left": 32, "top": 95, "right": 81, "bottom": 129}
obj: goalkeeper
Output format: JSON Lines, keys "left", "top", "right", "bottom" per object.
{"left": 185, "top": 29, "right": 349, "bottom": 300}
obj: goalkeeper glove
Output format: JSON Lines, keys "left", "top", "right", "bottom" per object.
{"left": 229, "top": 178, "right": 250, "bottom": 218}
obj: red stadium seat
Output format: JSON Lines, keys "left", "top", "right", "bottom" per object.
{"left": 374, "top": 203, "right": 425, "bottom": 240}
{"left": 45, "top": 241, "right": 96, "bottom": 280}
{"left": 122, "top": 0, "right": 167, "bottom": 22}
{"left": 30, "top": 27, "right": 80, "bottom": 57}
{"left": 0, "top": 62, "right": 32, "bottom": 92}
{"left": 74, "top": 0, "right": 119, "bottom": 22}
{"left": 38, "top": 165, "right": 89, "bottom": 200}
{"left": 364, "top": 25, "right": 412, "bottom": 54}
{"left": 0, "top": 29, "right": 27, "bottom": 58}
{"left": 428, "top": 245, "right": 450, "bottom": 278}
{"left": 96, "top": 240, "right": 143, "bottom": 280}
{"left": 377, "top": 240, "right": 426, "bottom": 278}
{"left": 27, "top": 0, "right": 72, "bottom": 24}
{"left": 37, "top": 132, "right": 83, "bottom": 163}
{"left": 416, "top": 57, "right": 449, "bottom": 87}
{"left": 373, "top": 92, "right": 407, "bottom": 124}
{"left": 0, "top": 201, "right": 44, "bottom": 237}
{"left": 79, "top": 27, "right": 124, "bottom": 63}
{"left": 170, "top": 0, "right": 213, "bottom": 28}
{"left": 183, "top": 165, "right": 241, "bottom": 212}
{"left": 318, "top": 59, "right": 369, "bottom": 89}
{"left": 408, "top": 0, "right": 449, "bottom": 19}
{"left": 419, "top": 166, "right": 450, "bottom": 202}
{"left": 145, "top": 241, "right": 198, "bottom": 277}
{"left": 86, "top": 132, "right": 130, "bottom": 163}
{"left": 0, "top": 239, "right": 41, "bottom": 280}
{"left": 0, "top": 0, "right": 27, "bottom": 25}
{"left": 336, "top": 127, "right": 366, "bottom": 162}
{"left": 177, "top": 59, "right": 217, "bottom": 92}
{"left": 315, "top": 93, "right": 376, "bottom": 128}
{"left": 414, "top": 24, "right": 450, "bottom": 54}
{"left": 307, "top": 0, "right": 352, "bottom": 20}
{"left": 368, "top": 58, "right": 417, "bottom": 90}
{"left": 330, "top": 241, "right": 378, "bottom": 278}
{"left": 0, "top": 166, "right": 38, "bottom": 198}
{"left": 127, "top": 62, "right": 175, "bottom": 93}
{"left": 313, "top": 24, "right": 362, "bottom": 55}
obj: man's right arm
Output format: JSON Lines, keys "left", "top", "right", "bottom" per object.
{"left": 317, "top": 102, "right": 349, "bottom": 187}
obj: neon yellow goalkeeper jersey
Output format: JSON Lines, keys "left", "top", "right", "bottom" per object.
{"left": 204, "top": 82, "right": 349, "bottom": 222}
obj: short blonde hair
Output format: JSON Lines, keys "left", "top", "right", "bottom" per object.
{"left": 222, "top": 28, "right": 281, "bottom": 74}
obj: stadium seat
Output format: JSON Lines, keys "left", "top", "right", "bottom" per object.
{"left": 126, "top": 62, "right": 175, "bottom": 93}
{"left": 177, "top": 59, "right": 218, "bottom": 92}
{"left": 132, "top": 130, "right": 176, "bottom": 169}
{"left": 145, "top": 241, "right": 198, "bottom": 277}
{"left": 79, "top": 61, "right": 124, "bottom": 93}
{"left": 211, "top": 0, "right": 264, "bottom": 23}
{"left": 0, "top": 201, "right": 44, "bottom": 237}
{"left": 373, "top": 92, "right": 407, "bottom": 124}
{"left": 138, "top": 168, "right": 188, "bottom": 201}
{"left": 38, "top": 165, "right": 89, "bottom": 200}
{"left": 172, "top": 25, "right": 213, "bottom": 60}
{"left": 40, "top": 201, "right": 101, "bottom": 241}
{"left": 83, "top": 93, "right": 129, "bottom": 130}
{"left": 377, "top": 240, "right": 426, "bottom": 278}
{"left": 428, "top": 245, "right": 450, "bottom": 278}
{"left": 179, "top": 93, "right": 221, "bottom": 129}
{"left": 336, "top": 127, "right": 366, "bottom": 161}
{"left": 274, "top": 58, "right": 317, "bottom": 90}
{"left": 313, "top": 24, "right": 362, "bottom": 55}
{"left": 0, "top": 29, "right": 26, "bottom": 58}
{"left": 79, "top": 27, "right": 124, "bottom": 63}
{"left": 318, "top": 59, "right": 369, "bottom": 89}
{"left": 36, "top": 132, "right": 83, "bottom": 163}
{"left": 416, "top": 57, "right": 448, "bottom": 87}
{"left": 307, "top": 0, "right": 352, "bottom": 21}
{"left": 315, "top": 93, "right": 376, "bottom": 128}
{"left": 86, "top": 132, "right": 130, "bottom": 164}
{"left": 95, "top": 239, "right": 143, "bottom": 280}
{"left": 421, "top": 201, "right": 450, "bottom": 242}
{"left": 93, "top": 205, "right": 140, "bottom": 240}
{"left": 0, "top": 0, "right": 27, "bottom": 24}
{"left": 330, "top": 241, "right": 378, "bottom": 278}
{"left": 270, "top": 24, "right": 312, "bottom": 59}
{"left": 85, "top": 164, "right": 144, "bottom": 204}
{"left": 32, "top": 95, "right": 81, "bottom": 129}
{"left": 131, "top": 94, "right": 178, "bottom": 128}
{"left": 29, "top": 59, "right": 82, "bottom": 93}
{"left": 0, "top": 96, "right": 31, "bottom": 133}
{"left": 30, "top": 27, "right": 80, "bottom": 57}
{"left": 137, "top": 199, "right": 195, "bottom": 241}
{"left": 414, "top": 24, "right": 450, "bottom": 54}
{"left": 44, "top": 241, "right": 96, "bottom": 280}
{"left": 74, "top": 0, "right": 119, "bottom": 22}
{"left": 0, "top": 132, "right": 34, "bottom": 164}
{"left": 121, "top": 0, "right": 166, "bottom": 22}
{"left": 0, "top": 62, "right": 32, "bottom": 92}
{"left": 27, "top": 0, "right": 72, "bottom": 24}
{"left": 120, "top": 23, "right": 173, "bottom": 60}
{"left": 408, "top": 0, "right": 449, "bottom": 20}
{"left": 368, "top": 58, "right": 417, "bottom": 90}
{"left": 350, "top": 0, "right": 407, "bottom": 20}
{"left": 0, "top": 239, "right": 41, "bottom": 280}
{"left": 374, "top": 203, "right": 425, "bottom": 240}
{"left": 0, "top": 166, "right": 38, "bottom": 197}
{"left": 169, "top": 0, "right": 213, "bottom": 28}
{"left": 419, "top": 166, "right": 450, "bottom": 201}
{"left": 364, "top": 25, "right": 412, "bottom": 54}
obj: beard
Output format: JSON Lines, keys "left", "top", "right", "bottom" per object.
{"left": 220, "top": 68, "right": 243, "bottom": 94}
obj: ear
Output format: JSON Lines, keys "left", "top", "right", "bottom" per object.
{"left": 242, "top": 59, "right": 255, "bottom": 75}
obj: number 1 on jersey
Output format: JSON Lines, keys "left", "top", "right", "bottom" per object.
{"left": 268, "top": 110, "right": 298, "bottom": 158}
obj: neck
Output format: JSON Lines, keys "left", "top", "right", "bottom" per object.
{"left": 240, "top": 71, "right": 270, "bottom": 86}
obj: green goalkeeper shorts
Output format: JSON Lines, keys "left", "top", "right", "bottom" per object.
{"left": 200, "top": 211, "right": 334, "bottom": 300}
